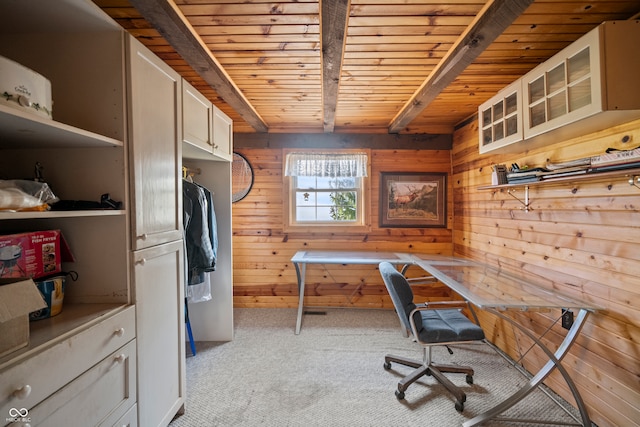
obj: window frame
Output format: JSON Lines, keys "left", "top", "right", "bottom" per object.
{"left": 283, "top": 148, "right": 371, "bottom": 233}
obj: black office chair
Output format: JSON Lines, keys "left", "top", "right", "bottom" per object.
{"left": 379, "top": 261, "right": 485, "bottom": 412}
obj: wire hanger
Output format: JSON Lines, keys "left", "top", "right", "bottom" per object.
{"left": 182, "top": 166, "right": 200, "bottom": 183}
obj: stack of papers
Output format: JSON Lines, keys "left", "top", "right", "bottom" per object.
{"left": 503, "top": 148, "right": 640, "bottom": 185}
{"left": 546, "top": 157, "right": 592, "bottom": 170}
{"left": 590, "top": 147, "right": 640, "bottom": 172}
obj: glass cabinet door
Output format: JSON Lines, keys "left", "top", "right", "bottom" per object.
{"left": 478, "top": 79, "right": 523, "bottom": 154}
{"left": 523, "top": 26, "right": 601, "bottom": 139}
{"left": 567, "top": 47, "right": 592, "bottom": 111}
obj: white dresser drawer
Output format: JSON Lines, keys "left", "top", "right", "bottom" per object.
{"left": 0, "top": 305, "right": 135, "bottom": 418}
{"left": 16, "top": 340, "right": 136, "bottom": 427}
{"left": 112, "top": 403, "right": 137, "bottom": 427}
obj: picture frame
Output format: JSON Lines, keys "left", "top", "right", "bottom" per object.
{"left": 379, "top": 172, "right": 447, "bottom": 228}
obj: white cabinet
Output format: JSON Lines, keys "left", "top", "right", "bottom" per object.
{"left": 180, "top": 83, "right": 234, "bottom": 342}
{"left": 181, "top": 83, "right": 234, "bottom": 342}
{"left": 1, "top": 2, "right": 186, "bottom": 427}
{"left": 182, "top": 93, "right": 234, "bottom": 162}
{"left": 0, "top": 306, "right": 135, "bottom": 425}
{"left": 126, "top": 36, "right": 186, "bottom": 426}
{"left": 0, "top": 0, "right": 136, "bottom": 424}
{"left": 478, "top": 79, "right": 523, "bottom": 154}
{"left": 127, "top": 36, "right": 183, "bottom": 251}
{"left": 212, "top": 106, "right": 233, "bottom": 161}
{"left": 182, "top": 79, "right": 214, "bottom": 159}
{"left": 478, "top": 20, "right": 640, "bottom": 154}
{"left": 522, "top": 20, "right": 640, "bottom": 141}
{"left": 132, "top": 240, "right": 185, "bottom": 427}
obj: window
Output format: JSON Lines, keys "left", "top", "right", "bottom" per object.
{"left": 284, "top": 150, "right": 370, "bottom": 232}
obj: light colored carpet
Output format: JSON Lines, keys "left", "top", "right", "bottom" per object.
{"left": 170, "top": 308, "right": 581, "bottom": 427}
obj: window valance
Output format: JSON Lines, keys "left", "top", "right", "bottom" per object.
{"left": 284, "top": 152, "right": 368, "bottom": 178}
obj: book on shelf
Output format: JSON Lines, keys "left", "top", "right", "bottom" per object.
{"left": 590, "top": 147, "right": 640, "bottom": 166}
{"left": 507, "top": 176, "right": 541, "bottom": 183}
{"left": 546, "top": 157, "right": 592, "bottom": 170}
{"left": 588, "top": 160, "right": 640, "bottom": 173}
{"left": 540, "top": 167, "right": 589, "bottom": 179}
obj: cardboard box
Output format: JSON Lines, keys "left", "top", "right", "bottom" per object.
{"left": 0, "top": 230, "right": 74, "bottom": 279}
{"left": 0, "top": 278, "right": 47, "bottom": 358}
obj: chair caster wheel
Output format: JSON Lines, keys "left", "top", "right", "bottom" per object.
{"left": 466, "top": 374, "right": 473, "bottom": 384}
{"left": 455, "top": 401, "right": 464, "bottom": 412}
{"left": 383, "top": 362, "right": 391, "bottom": 370}
{"left": 395, "top": 390, "right": 405, "bottom": 400}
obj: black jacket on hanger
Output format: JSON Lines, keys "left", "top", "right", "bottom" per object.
{"left": 183, "top": 180, "right": 217, "bottom": 285}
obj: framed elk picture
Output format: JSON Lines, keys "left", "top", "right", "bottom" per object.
{"left": 379, "top": 172, "right": 447, "bottom": 228}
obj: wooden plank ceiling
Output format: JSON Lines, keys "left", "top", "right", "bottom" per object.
{"left": 94, "top": 0, "right": 640, "bottom": 135}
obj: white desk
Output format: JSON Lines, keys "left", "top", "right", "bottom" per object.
{"left": 291, "top": 250, "right": 602, "bottom": 427}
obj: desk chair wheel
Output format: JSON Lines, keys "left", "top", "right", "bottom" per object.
{"left": 395, "top": 390, "right": 405, "bottom": 400}
{"left": 455, "top": 401, "right": 464, "bottom": 412}
{"left": 466, "top": 374, "right": 473, "bottom": 384}
{"left": 383, "top": 361, "right": 392, "bottom": 370}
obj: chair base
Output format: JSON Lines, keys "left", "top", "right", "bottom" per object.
{"left": 384, "top": 353, "right": 474, "bottom": 412}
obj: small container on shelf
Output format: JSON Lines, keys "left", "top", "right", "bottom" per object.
{"left": 0, "top": 55, "right": 53, "bottom": 120}
{"left": 30, "top": 271, "right": 78, "bottom": 321}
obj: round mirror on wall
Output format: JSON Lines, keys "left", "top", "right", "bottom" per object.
{"left": 232, "top": 152, "right": 254, "bottom": 203}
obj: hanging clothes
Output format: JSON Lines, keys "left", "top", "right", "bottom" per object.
{"left": 196, "top": 182, "right": 218, "bottom": 269}
{"left": 182, "top": 179, "right": 218, "bottom": 288}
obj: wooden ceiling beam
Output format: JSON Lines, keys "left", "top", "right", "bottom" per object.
{"left": 128, "top": 0, "right": 269, "bottom": 132}
{"left": 321, "top": 0, "right": 350, "bottom": 133}
{"left": 234, "top": 132, "right": 452, "bottom": 150}
{"left": 388, "top": 0, "right": 535, "bottom": 134}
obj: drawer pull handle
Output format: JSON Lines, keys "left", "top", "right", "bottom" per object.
{"left": 114, "top": 354, "right": 126, "bottom": 364}
{"left": 13, "top": 384, "right": 32, "bottom": 399}
{"left": 137, "top": 233, "right": 148, "bottom": 240}
{"left": 114, "top": 327, "right": 125, "bottom": 337}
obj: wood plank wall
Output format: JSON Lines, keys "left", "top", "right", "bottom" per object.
{"left": 231, "top": 118, "right": 639, "bottom": 427}
{"left": 232, "top": 148, "right": 455, "bottom": 308}
{"left": 452, "top": 117, "right": 640, "bottom": 427}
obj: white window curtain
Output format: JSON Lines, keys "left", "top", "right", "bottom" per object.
{"left": 284, "top": 152, "right": 368, "bottom": 177}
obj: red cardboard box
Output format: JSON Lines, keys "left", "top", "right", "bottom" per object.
{"left": 0, "top": 230, "right": 74, "bottom": 279}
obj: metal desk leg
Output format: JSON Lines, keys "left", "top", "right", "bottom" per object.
{"left": 294, "top": 262, "right": 306, "bottom": 334}
{"left": 464, "top": 309, "right": 592, "bottom": 427}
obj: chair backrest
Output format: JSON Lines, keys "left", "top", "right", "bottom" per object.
{"left": 379, "top": 261, "right": 422, "bottom": 334}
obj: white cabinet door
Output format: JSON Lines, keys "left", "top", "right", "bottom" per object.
{"left": 212, "top": 105, "right": 233, "bottom": 161}
{"left": 127, "top": 35, "right": 182, "bottom": 250}
{"left": 522, "top": 27, "right": 601, "bottom": 140}
{"left": 132, "top": 240, "right": 185, "bottom": 427}
{"left": 522, "top": 20, "right": 640, "bottom": 141}
{"left": 182, "top": 79, "right": 214, "bottom": 159}
{"left": 478, "top": 78, "right": 523, "bottom": 154}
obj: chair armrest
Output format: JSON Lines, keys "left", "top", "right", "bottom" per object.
{"left": 414, "top": 301, "right": 470, "bottom": 310}
{"left": 406, "top": 275, "right": 437, "bottom": 284}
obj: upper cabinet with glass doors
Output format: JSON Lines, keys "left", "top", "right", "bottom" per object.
{"left": 522, "top": 20, "right": 640, "bottom": 140}
{"left": 478, "top": 20, "right": 640, "bottom": 154}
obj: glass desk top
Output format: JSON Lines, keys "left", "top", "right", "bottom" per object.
{"left": 414, "top": 258, "right": 602, "bottom": 312}
{"left": 291, "top": 250, "right": 413, "bottom": 265}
